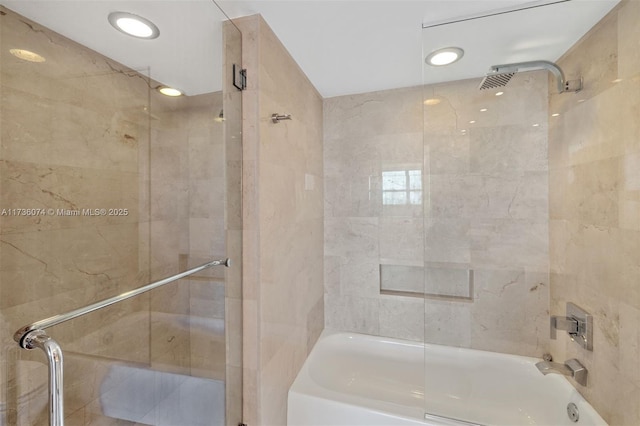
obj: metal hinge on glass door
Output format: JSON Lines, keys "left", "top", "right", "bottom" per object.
{"left": 233, "top": 64, "right": 247, "bottom": 90}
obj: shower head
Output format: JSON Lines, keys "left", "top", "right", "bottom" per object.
{"left": 479, "top": 60, "right": 582, "bottom": 93}
{"left": 479, "top": 71, "right": 516, "bottom": 90}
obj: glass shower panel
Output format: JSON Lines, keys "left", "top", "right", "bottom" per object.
{"left": 375, "top": 88, "right": 426, "bottom": 342}
{"left": 422, "top": 4, "right": 557, "bottom": 423}
{"left": 0, "top": 1, "right": 242, "bottom": 425}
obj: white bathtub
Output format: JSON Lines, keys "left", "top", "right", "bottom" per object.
{"left": 288, "top": 331, "right": 607, "bottom": 426}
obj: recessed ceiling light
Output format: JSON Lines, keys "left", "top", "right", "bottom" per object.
{"left": 10, "top": 49, "right": 45, "bottom": 62}
{"left": 424, "top": 98, "right": 441, "bottom": 106}
{"left": 552, "top": 113, "right": 560, "bottom": 117}
{"left": 425, "top": 47, "right": 464, "bottom": 66}
{"left": 533, "top": 123, "right": 540, "bottom": 127}
{"left": 612, "top": 78, "right": 623, "bottom": 83}
{"left": 469, "top": 120, "right": 476, "bottom": 124}
{"left": 480, "top": 108, "right": 488, "bottom": 112}
{"left": 108, "top": 12, "right": 159, "bottom": 39}
{"left": 157, "top": 86, "right": 182, "bottom": 97}
{"left": 495, "top": 92, "right": 504, "bottom": 96}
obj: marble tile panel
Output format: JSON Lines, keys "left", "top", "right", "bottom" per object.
{"left": 556, "top": 87, "right": 637, "bottom": 169}
{"left": 507, "top": 172, "right": 549, "bottom": 220}
{"left": 470, "top": 219, "right": 549, "bottom": 271}
{"left": 148, "top": 220, "right": 182, "bottom": 274}
{"left": 377, "top": 132, "right": 423, "bottom": 167}
{"left": 324, "top": 255, "right": 342, "bottom": 295}
{"left": 324, "top": 174, "right": 381, "bottom": 218}
{"left": 235, "top": 15, "right": 325, "bottom": 426}
{"left": 259, "top": 335, "right": 308, "bottom": 426}
{"left": 428, "top": 174, "right": 487, "bottom": 218}
{"left": 149, "top": 316, "right": 191, "bottom": 374}
{"left": 618, "top": 302, "right": 640, "bottom": 388}
{"left": 424, "top": 218, "right": 471, "bottom": 264}
{"left": 426, "top": 131, "right": 470, "bottom": 175}
{"left": 0, "top": 161, "right": 139, "bottom": 235}
{"left": 339, "top": 256, "right": 381, "bottom": 298}
{"left": 430, "top": 172, "right": 547, "bottom": 220}
{"left": 190, "top": 284, "right": 225, "bottom": 320}
{"left": 381, "top": 202, "right": 424, "bottom": 219}
{"left": 224, "top": 230, "right": 243, "bottom": 300}
{"left": 324, "top": 86, "right": 422, "bottom": 141}
{"left": 379, "top": 217, "right": 424, "bottom": 263}
{"left": 379, "top": 296, "right": 424, "bottom": 342}
{"left": 550, "top": 220, "right": 640, "bottom": 309}
{"left": 1, "top": 81, "right": 145, "bottom": 175}
{"left": 617, "top": 0, "right": 640, "bottom": 80}
{"left": 471, "top": 269, "right": 549, "bottom": 357}
{"left": 423, "top": 90, "right": 462, "bottom": 133}
{"left": 551, "top": 9, "right": 618, "bottom": 117}
{"left": 324, "top": 217, "right": 379, "bottom": 259}
{"left": 619, "top": 151, "right": 640, "bottom": 231}
{"left": 469, "top": 124, "right": 548, "bottom": 173}
{"left": 324, "top": 294, "right": 379, "bottom": 335}
{"left": 611, "top": 380, "right": 640, "bottom": 426}
{"left": 259, "top": 320, "right": 304, "bottom": 373}
{"left": 425, "top": 264, "right": 473, "bottom": 299}
{"left": 424, "top": 299, "right": 472, "bottom": 348}
{"left": 258, "top": 23, "right": 322, "bottom": 119}
{"left": 226, "top": 160, "right": 244, "bottom": 231}
{"left": 188, "top": 138, "right": 225, "bottom": 180}
{"left": 324, "top": 136, "right": 380, "bottom": 177}
{"left": 150, "top": 130, "right": 188, "bottom": 182}
{"left": 225, "top": 364, "right": 243, "bottom": 425}
{"left": 306, "top": 294, "right": 325, "bottom": 353}
{"left": 0, "top": 223, "right": 139, "bottom": 309}
{"left": 225, "top": 295, "right": 243, "bottom": 368}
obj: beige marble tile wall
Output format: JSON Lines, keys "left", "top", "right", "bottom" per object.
{"left": 146, "top": 91, "right": 226, "bottom": 377}
{"left": 324, "top": 87, "right": 426, "bottom": 341}
{"left": 324, "top": 72, "right": 551, "bottom": 357}
{"left": 0, "top": 7, "right": 149, "bottom": 425}
{"left": 235, "top": 14, "right": 324, "bottom": 426}
{"left": 549, "top": 1, "right": 640, "bottom": 424}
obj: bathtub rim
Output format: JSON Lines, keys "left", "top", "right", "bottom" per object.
{"left": 289, "top": 329, "right": 608, "bottom": 426}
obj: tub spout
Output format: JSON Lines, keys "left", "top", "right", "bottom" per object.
{"left": 536, "top": 359, "right": 587, "bottom": 386}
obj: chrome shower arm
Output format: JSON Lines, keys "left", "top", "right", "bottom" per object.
{"left": 491, "top": 60, "right": 567, "bottom": 93}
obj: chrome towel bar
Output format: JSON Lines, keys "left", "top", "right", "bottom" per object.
{"left": 13, "top": 258, "right": 231, "bottom": 426}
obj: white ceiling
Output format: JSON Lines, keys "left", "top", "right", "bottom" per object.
{"left": 3, "top": 0, "right": 229, "bottom": 96}
{"left": 3, "top": 0, "right": 620, "bottom": 98}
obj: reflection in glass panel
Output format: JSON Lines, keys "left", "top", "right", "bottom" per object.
{"left": 382, "top": 169, "right": 422, "bottom": 205}
{"left": 409, "top": 170, "right": 422, "bottom": 190}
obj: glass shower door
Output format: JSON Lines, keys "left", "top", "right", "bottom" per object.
{"left": 0, "top": 1, "right": 242, "bottom": 424}
{"left": 421, "top": 4, "right": 556, "bottom": 424}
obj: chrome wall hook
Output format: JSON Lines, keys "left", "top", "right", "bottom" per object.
{"left": 272, "top": 113, "right": 292, "bottom": 123}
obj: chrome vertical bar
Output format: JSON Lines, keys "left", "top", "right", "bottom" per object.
{"left": 22, "top": 330, "right": 64, "bottom": 426}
